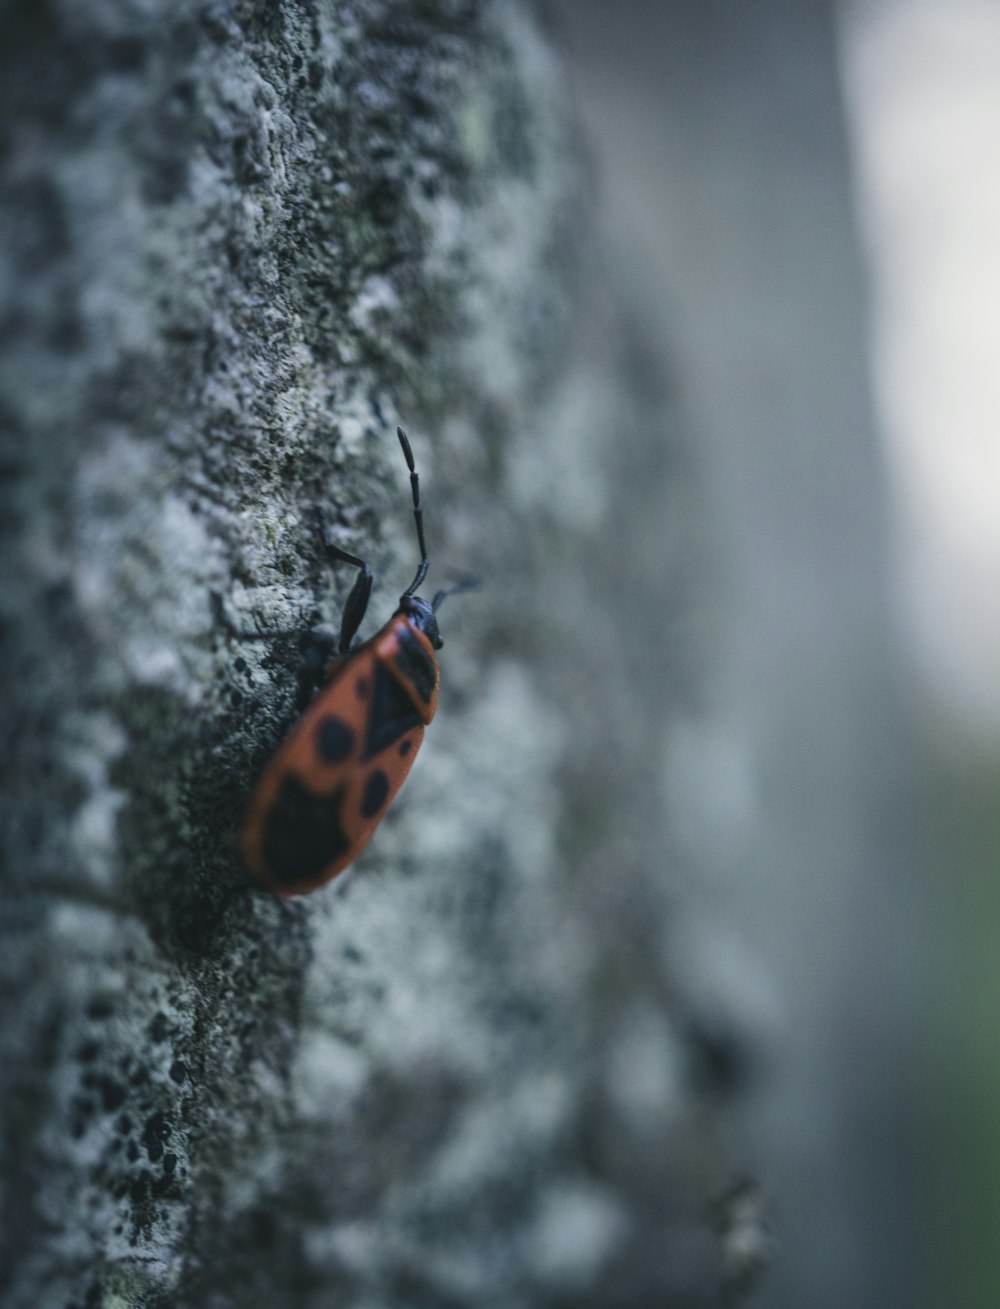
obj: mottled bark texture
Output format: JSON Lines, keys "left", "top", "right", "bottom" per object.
{"left": 0, "top": 3, "right": 744, "bottom": 1307}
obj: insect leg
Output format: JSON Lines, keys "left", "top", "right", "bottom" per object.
{"left": 315, "top": 510, "right": 373, "bottom": 654}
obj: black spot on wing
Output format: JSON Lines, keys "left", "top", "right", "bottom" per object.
{"left": 261, "top": 775, "right": 351, "bottom": 887}
{"left": 394, "top": 624, "right": 436, "bottom": 704}
{"left": 363, "top": 661, "right": 422, "bottom": 759}
{"left": 361, "top": 769, "right": 389, "bottom": 819}
{"left": 356, "top": 675, "right": 370, "bottom": 700}
{"left": 316, "top": 715, "right": 355, "bottom": 764}
{"left": 398, "top": 738, "right": 413, "bottom": 758}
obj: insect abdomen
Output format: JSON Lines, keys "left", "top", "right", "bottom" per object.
{"left": 240, "top": 617, "right": 439, "bottom": 897}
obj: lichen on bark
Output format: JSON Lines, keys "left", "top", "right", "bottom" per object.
{"left": 0, "top": 3, "right": 740, "bottom": 1306}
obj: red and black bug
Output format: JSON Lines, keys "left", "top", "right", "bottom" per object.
{"left": 240, "top": 427, "right": 471, "bottom": 897}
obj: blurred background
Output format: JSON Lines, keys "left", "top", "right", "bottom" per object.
{"left": 549, "top": 1, "right": 1000, "bottom": 1305}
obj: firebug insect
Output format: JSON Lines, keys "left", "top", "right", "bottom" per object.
{"left": 239, "top": 427, "right": 472, "bottom": 897}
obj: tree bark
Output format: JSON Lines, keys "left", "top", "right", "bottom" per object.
{"left": 0, "top": 3, "right": 743, "bottom": 1307}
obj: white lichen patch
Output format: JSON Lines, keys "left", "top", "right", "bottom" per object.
{"left": 409, "top": 659, "right": 564, "bottom": 876}
{"left": 292, "top": 1032, "right": 371, "bottom": 1125}
{"left": 60, "top": 710, "right": 129, "bottom": 889}
{"left": 529, "top": 1181, "right": 627, "bottom": 1286}
{"left": 68, "top": 437, "right": 233, "bottom": 710}
{"left": 351, "top": 274, "right": 400, "bottom": 332}
{"left": 428, "top": 1075, "right": 575, "bottom": 1196}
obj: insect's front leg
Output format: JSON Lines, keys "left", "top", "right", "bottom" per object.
{"left": 314, "top": 509, "right": 373, "bottom": 655}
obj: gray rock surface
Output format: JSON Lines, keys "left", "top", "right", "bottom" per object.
{"left": 0, "top": 3, "right": 742, "bottom": 1307}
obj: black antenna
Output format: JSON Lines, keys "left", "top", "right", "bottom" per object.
{"left": 397, "top": 426, "right": 429, "bottom": 596}
{"left": 431, "top": 577, "right": 480, "bottom": 612}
